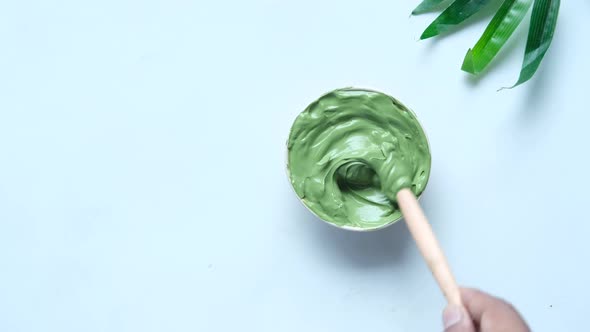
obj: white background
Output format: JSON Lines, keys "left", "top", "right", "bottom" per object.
{"left": 1, "top": 1, "right": 588, "bottom": 331}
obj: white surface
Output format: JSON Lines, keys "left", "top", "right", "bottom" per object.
{"left": 0, "top": 1, "right": 588, "bottom": 331}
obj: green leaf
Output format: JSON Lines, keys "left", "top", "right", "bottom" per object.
{"left": 461, "top": 0, "right": 532, "bottom": 75}
{"left": 412, "top": 0, "right": 450, "bottom": 15}
{"left": 506, "top": 0, "right": 560, "bottom": 88}
{"left": 420, "top": 0, "right": 495, "bottom": 40}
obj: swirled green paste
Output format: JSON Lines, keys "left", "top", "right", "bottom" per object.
{"left": 287, "top": 88, "right": 431, "bottom": 230}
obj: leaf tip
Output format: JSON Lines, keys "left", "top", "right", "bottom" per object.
{"left": 411, "top": 4, "right": 427, "bottom": 15}
{"left": 420, "top": 27, "right": 437, "bottom": 40}
{"left": 461, "top": 48, "right": 476, "bottom": 74}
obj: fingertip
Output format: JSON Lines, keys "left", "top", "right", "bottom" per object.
{"left": 443, "top": 305, "right": 476, "bottom": 332}
{"left": 443, "top": 305, "right": 463, "bottom": 329}
{"left": 459, "top": 287, "right": 527, "bottom": 328}
{"left": 457, "top": 287, "right": 497, "bottom": 323}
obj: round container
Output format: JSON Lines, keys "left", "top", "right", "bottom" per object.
{"left": 286, "top": 88, "right": 431, "bottom": 231}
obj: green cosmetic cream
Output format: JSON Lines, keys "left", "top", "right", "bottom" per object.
{"left": 287, "top": 88, "right": 431, "bottom": 230}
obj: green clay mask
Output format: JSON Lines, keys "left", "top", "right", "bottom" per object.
{"left": 287, "top": 88, "right": 431, "bottom": 230}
